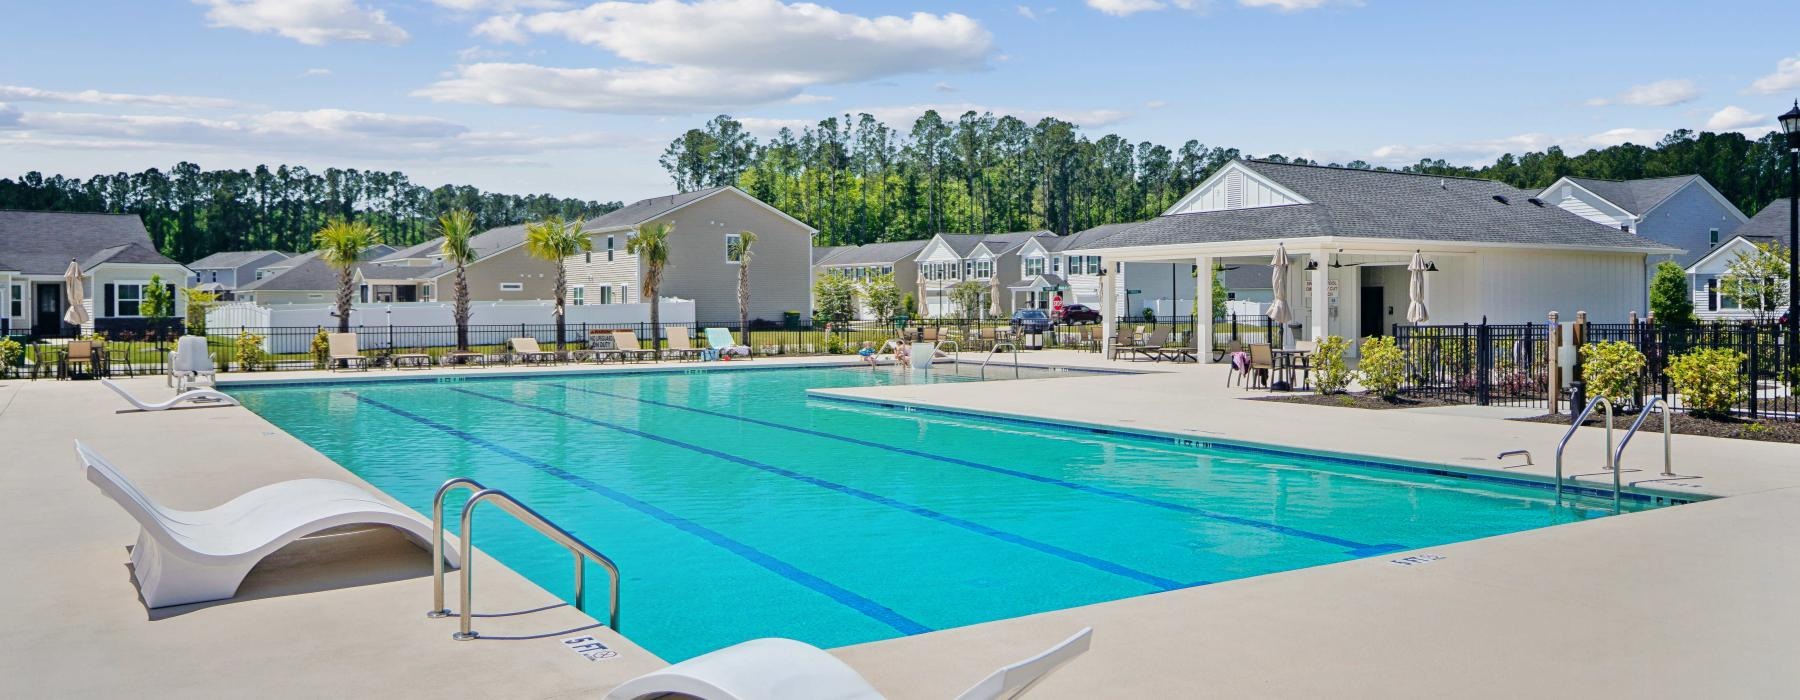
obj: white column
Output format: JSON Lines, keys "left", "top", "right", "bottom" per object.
{"left": 1101, "top": 262, "right": 1117, "bottom": 358}
{"left": 1195, "top": 255, "right": 1214, "bottom": 362}
{"left": 1310, "top": 251, "right": 1330, "bottom": 342}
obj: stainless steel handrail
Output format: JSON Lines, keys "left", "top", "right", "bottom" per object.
{"left": 427, "top": 479, "right": 621, "bottom": 640}
{"left": 1554, "top": 396, "right": 1614, "bottom": 508}
{"left": 936, "top": 339, "right": 960, "bottom": 366}
{"left": 1611, "top": 397, "right": 1674, "bottom": 511}
{"left": 981, "top": 342, "right": 1019, "bottom": 380}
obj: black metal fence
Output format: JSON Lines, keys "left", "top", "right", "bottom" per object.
{"left": 1395, "top": 320, "right": 1797, "bottom": 420}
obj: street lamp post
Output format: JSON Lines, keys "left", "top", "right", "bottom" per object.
{"left": 1781, "top": 101, "right": 1800, "bottom": 371}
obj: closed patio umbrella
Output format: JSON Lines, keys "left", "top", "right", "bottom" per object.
{"left": 1266, "top": 244, "right": 1291, "bottom": 326}
{"left": 988, "top": 274, "right": 1002, "bottom": 318}
{"left": 916, "top": 272, "right": 929, "bottom": 316}
{"left": 1406, "top": 250, "right": 1429, "bottom": 324}
{"left": 63, "top": 259, "right": 91, "bottom": 327}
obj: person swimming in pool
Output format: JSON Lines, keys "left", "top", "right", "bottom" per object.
{"left": 858, "top": 340, "right": 878, "bottom": 368}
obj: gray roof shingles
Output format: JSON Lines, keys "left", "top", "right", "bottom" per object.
{"left": 1564, "top": 175, "right": 1697, "bottom": 216}
{"left": 1089, "top": 160, "right": 1678, "bottom": 253}
{"left": 816, "top": 239, "right": 929, "bottom": 266}
{"left": 0, "top": 210, "right": 183, "bottom": 274}
{"left": 188, "top": 250, "right": 291, "bottom": 269}
{"left": 1736, "top": 198, "right": 1794, "bottom": 244}
{"left": 587, "top": 187, "right": 730, "bottom": 230}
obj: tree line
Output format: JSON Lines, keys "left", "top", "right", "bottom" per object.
{"left": 0, "top": 163, "right": 622, "bottom": 263}
{"left": 662, "top": 112, "right": 1793, "bottom": 246}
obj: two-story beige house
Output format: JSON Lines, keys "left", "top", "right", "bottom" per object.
{"left": 912, "top": 231, "right": 1055, "bottom": 317}
{"left": 563, "top": 186, "right": 817, "bottom": 322}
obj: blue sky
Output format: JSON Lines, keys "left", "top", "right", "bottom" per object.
{"left": 2, "top": 0, "right": 1796, "bottom": 203}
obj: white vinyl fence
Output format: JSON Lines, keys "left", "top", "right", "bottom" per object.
{"left": 208, "top": 299, "right": 695, "bottom": 354}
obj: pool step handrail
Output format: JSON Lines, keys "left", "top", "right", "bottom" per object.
{"left": 981, "top": 342, "right": 1019, "bottom": 380}
{"left": 1496, "top": 449, "right": 1533, "bottom": 466}
{"left": 1611, "top": 396, "right": 1675, "bottom": 511}
{"left": 1554, "top": 396, "right": 1614, "bottom": 510}
{"left": 937, "top": 339, "right": 960, "bottom": 367}
{"left": 428, "top": 478, "right": 622, "bottom": 639}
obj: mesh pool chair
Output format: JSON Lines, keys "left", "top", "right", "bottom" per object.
{"left": 703, "top": 328, "right": 751, "bottom": 358}
{"left": 508, "top": 337, "right": 559, "bottom": 365}
{"left": 605, "top": 627, "right": 1092, "bottom": 700}
{"left": 327, "top": 333, "right": 369, "bottom": 371}
{"left": 610, "top": 330, "right": 660, "bottom": 363}
{"left": 1247, "top": 343, "right": 1275, "bottom": 389}
{"left": 661, "top": 326, "right": 704, "bottom": 361}
{"left": 1127, "top": 328, "right": 1170, "bottom": 361}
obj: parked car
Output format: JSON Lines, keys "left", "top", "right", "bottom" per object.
{"left": 1058, "top": 304, "right": 1102, "bottom": 324}
{"left": 1010, "top": 308, "right": 1053, "bottom": 334}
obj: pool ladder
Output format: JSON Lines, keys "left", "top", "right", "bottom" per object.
{"left": 936, "top": 339, "right": 960, "bottom": 367}
{"left": 981, "top": 342, "right": 1019, "bottom": 380}
{"left": 1553, "top": 397, "right": 1675, "bottom": 514}
{"left": 427, "top": 477, "right": 622, "bottom": 640}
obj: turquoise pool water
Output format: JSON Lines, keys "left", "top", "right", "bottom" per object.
{"left": 230, "top": 366, "right": 1655, "bottom": 660}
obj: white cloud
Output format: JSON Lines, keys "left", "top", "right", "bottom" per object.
{"left": 1705, "top": 105, "right": 1767, "bottom": 131}
{"left": 301, "top": 68, "right": 333, "bottom": 77}
{"left": 196, "top": 0, "right": 408, "bottom": 45}
{"left": 1584, "top": 79, "right": 1699, "bottom": 107}
{"left": 0, "top": 84, "right": 241, "bottom": 109}
{"left": 786, "top": 94, "right": 834, "bottom": 105}
{"left": 1089, "top": 0, "right": 1349, "bottom": 15}
{"left": 0, "top": 102, "right": 20, "bottom": 128}
{"left": 434, "top": 2, "right": 994, "bottom": 115}
{"left": 1239, "top": 0, "right": 1342, "bottom": 10}
{"left": 850, "top": 103, "right": 1130, "bottom": 129}
{"left": 1016, "top": 5, "right": 1037, "bottom": 19}
{"left": 1748, "top": 55, "right": 1800, "bottom": 95}
{"left": 1369, "top": 127, "right": 1672, "bottom": 166}
{"left": 429, "top": 0, "right": 568, "bottom": 10}
{"left": 933, "top": 82, "right": 958, "bottom": 93}
{"left": 1086, "top": 0, "right": 1171, "bottom": 16}
{"left": 1144, "top": 99, "right": 1167, "bottom": 109}
{"left": 2, "top": 106, "right": 629, "bottom": 162}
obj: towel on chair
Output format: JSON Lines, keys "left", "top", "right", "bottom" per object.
{"left": 1232, "top": 351, "right": 1250, "bottom": 372}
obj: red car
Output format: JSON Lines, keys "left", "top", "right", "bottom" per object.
{"left": 1058, "top": 304, "right": 1102, "bottom": 324}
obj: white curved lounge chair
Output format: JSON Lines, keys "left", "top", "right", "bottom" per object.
{"left": 167, "top": 335, "right": 217, "bottom": 390}
{"left": 104, "top": 379, "right": 238, "bottom": 411}
{"left": 74, "top": 441, "right": 460, "bottom": 608}
{"left": 604, "top": 627, "right": 1092, "bottom": 700}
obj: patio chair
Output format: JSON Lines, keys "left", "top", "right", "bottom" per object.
{"left": 610, "top": 331, "right": 660, "bottom": 362}
{"left": 1213, "top": 339, "right": 1243, "bottom": 364}
{"left": 167, "top": 335, "right": 217, "bottom": 391}
{"left": 1105, "top": 326, "right": 1136, "bottom": 360}
{"left": 604, "top": 627, "right": 1092, "bottom": 700}
{"left": 1157, "top": 334, "right": 1198, "bottom": 363}
{"left": 73, "top": 441, "right": 459, "bottom": 608}
{"left": 1128, "top": 328, "right": 1170, "bottom": 361}
{"left": 703, "top": 328, "right": 751, "bottom": 358}
{"left": 508, "top": 337, "right": 560, "bottom": 365}
{"left": 1247, "top": 343, "right": 1275, "bottom": 389}
{"left": 661, "top": 326, "right": 704, "bottom": 361}
{"left": 327, "top": 333, "right": 369, "bottom": 371}
{"left": 61, "top": 340, "right": 100, "bottom": 379}
{"left": 1290, "top": 339, "right": 1317, "bottom": 389}
{"left": 103, "top": 379, "right": 237, "bottom": 411}
{"left": 978, "top": 326, "right": 998, "bottom": 350}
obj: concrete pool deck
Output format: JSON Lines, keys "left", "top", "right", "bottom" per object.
{"left": 3, "top": 352, "right": 1799, "bottom": 697}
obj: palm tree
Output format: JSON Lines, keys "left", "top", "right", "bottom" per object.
{"left": 523, "top": 214, "right": 592, "bottom": 351}
{"left": 627, "top": 221, "right": 674, "bottom": 352}
{"left": 731, "top": 230, "right": 757, "bottom": 335}
{"left": 437, "top": 209, "right": 479, "bottom": 352}
{"left": 313, "top": 218, "right": 380, "bottom": 334}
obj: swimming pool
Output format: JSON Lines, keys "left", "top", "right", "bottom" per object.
{"left": 230, "top": 366, "right": 1662, "bottom": 661}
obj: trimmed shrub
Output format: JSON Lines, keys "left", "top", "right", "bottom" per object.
{"left": 310, "top": 328, "right": 331, "bottom": 369}
{"left": 1665, "top": 347, "right": 1745, "bottom": 418}
{"left": 1579, "top": 341, "right": 1645, "bottom": 405}
{"left": 0, "top": 338, "right": 22, "bottom": 376}
{"left": 235, "top": 330, "right": 266, "bottom": 372}
{"left": 1357, "top": 336, "right": 1406, "bottom": 399}
{"left": 1311, "top": 335, "right": 1353, "bottom": 394}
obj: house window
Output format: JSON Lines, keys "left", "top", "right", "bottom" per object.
{"left": 8, "top": 284, "right": 21, "bottom": 317}
{"left": 1709, "top": 228, "right": 1720, "bottom": 248}
{"left": 963, "top": 260, "right": 974, "bottom": 278}
{"left": 572, "top": 286, "right": 585, "bottom": 306}
{"left": 499, "top": 282, "right": 524, "bottom": 292}
{"left": 1051, "top": 256, "right": 1062, "bottom": 274}
{"left": 585, "top": 252, "right": 592, "bottom": 263}
{"left": 421, "top": 284, "right": 434, "bottom": 300}
{"left": 726, "top": 233, "right": 743, "bottom": 263}
{"left": 1024, "top": 256, "right": 1046, "bottom": 277}
{"left": 974, "top": 260, "right": 993, "bottom": 278}
{"left": 599, "top": 286, "right": 613, "bottom": 304}
{"left": 113, "top": 282, "right": 146, "bottom": 317}
{"left": 256, "top": 269, "right": 268, "bottom": 280}
{"left": 620, "top": 284, "right": 630, "bottom": 302}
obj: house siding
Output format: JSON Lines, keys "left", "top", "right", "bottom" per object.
{"left": 1475, "top": 250, "right": 1645, "bottom": 323}
{"left": 446, "top": 244, "right": 559, "bottom": 301}
{"left": 1635, "top": 183, "right": 1743, "bottom": 269}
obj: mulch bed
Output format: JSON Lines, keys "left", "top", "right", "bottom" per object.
{"left": 1252, "top": 392, "right": 1463, "bottom": 410}
{"left": 1511, "top": 411, "right": 1800, "bottom": 445}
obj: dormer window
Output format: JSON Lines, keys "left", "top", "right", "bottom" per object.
{"left": 1709, "top": 228, "right": 1720, "bottom": 247}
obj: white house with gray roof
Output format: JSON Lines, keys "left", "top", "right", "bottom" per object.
{"left": 1539, "top": 175, "right": 1748, "bottom": 302}
{"left": 812, "top": 239, "right": 929, "bottom": 319}
{"left": 1, "top": 210, "right": 192, "bottom": 336}
{"left": 187, "top": 250, "right": 291, "bottom": 295}
{"left": 911, "top": 230, "right": 1054, "bottom": 317}
{"left": 1077, "top": 160, "right": 1680, "bottom": 359}
{"left": 1684, "top": 198, "right": 1792, "bottom": 322}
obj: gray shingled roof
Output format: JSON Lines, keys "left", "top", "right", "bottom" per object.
{"left": 1049, "top": 222, "right": 1141, "bottom": 252}
{"left": 1563, "top": 175, "right": 1697, "bottom": 217}
{"left": 1089, "top": 161, "right": 1679, "bottom": 253}
{"left": 237, "top": 248, "right": 422, "bottom": 292}
{"left": 813, "top": 245, "right": 847, "bottom": 264}
{"left": 1736, "top": 198, "right": 1794, "bottom": 244}
{"left": 816, "top": 239, "right": 929, "bottom": 266}
{"left": 188, "top": 250, "right": 291, "bottom": 269}
{"left": 587, "top": 187, "right": 729, "bottom": 229}
{"left": 0, "top": 210, "right": 182, "bottom": 274}
{"left": 935, "top": 230, "right": 1052, "bottom": 257}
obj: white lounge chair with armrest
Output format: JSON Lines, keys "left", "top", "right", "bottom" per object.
{"left": 104, "top": 378, "right": 237, "bottom": 411}
{"left": 166, "top": 335, "right": 217, "bottom": 390}
{"left": 73, "top": 441, "right": 459, "bottom": 609}
{"left": 604, "top": 626, "right": 1092, "bottom": 700}
{"left": 703, "top": 327, "right": 751, "bottom": 358}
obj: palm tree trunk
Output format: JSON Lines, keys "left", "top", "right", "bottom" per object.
{"left": 454, "top": 263, "right": 470, "bottom": 352}
{"left": 336, "top": 267, "right": 353, "bottom": 333}
{"left": 738, "top": 262, "right": 749, "bottom": 338}
{"left": 554, "top": 264, "right": 567, "bottom": 351}
{"left": 648, "top": 275, "right": 661, "bottom": 353}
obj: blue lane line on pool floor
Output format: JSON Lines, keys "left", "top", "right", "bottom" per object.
{"left": 560, "top": 384, "right": 1400, "bottom": 557}
{"left": 451, "top": 386, "right": 1191, "bottom": 592}
{"left": 343, "top": 392, "right": 932, "bottom": 636}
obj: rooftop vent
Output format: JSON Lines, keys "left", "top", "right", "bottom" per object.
{"left": 1492, "top": 195, "right": 1510, "bottom": 205}
{"left": 1527, "top": 197, "right": 1545, "bottom": 207}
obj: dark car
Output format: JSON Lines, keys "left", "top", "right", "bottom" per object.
{"left": 1009, "top": 308, "right": 1053, "bottom": 334}
{"left": 1058, "top": 304, "right": 1102, "bottom": 324}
